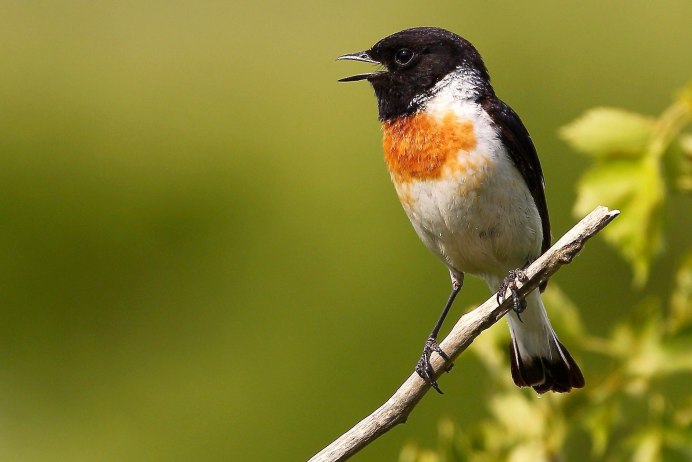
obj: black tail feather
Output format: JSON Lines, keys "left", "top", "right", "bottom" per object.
{"left": 509, "top": 338, "right": 585, "bottom": 394}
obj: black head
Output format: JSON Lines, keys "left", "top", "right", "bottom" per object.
{"left": 338, "top": 27, "right": 493, "bottom": 120}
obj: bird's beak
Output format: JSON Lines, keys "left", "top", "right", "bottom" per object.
{"left": 337, "top": 51, "right": 386, "bottom": 82}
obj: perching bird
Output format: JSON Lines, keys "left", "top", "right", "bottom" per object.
{"left": 338, "top": 27, "right": 584, "bottom": 394}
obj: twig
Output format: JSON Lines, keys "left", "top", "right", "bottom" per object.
{"left": 308, "top": 206, "right": 620, "bottom": 462}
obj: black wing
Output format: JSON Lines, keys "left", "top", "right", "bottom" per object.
{"left": 481, "top": 97, "right": 551, "bottom": 260}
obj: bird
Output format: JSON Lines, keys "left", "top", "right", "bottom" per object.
{"left": 337, "top": 27, "right": 585, "bottom": 394}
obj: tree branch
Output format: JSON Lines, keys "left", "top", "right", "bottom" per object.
{"left": 308, "top": 206, "right": 620, "bottom": 462}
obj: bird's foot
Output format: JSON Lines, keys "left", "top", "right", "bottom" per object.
{"left": 415, "top": 337, "right": 450, "bottom": 394}
{"left": 497, "top": 269, "right": 529, "bottom": 321}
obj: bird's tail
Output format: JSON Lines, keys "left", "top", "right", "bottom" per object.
{"left": 505, "top": 289, "right": 585, "bottom": 393}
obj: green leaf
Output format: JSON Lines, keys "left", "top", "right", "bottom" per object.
{"left": 560, "top": 108, "right": 655, "bottom": 158}
{"left": 574, "top": 158, "right": 664, "bottom": 286}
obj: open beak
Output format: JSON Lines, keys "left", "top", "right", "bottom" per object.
{"left": 337, "top": 51, "right": 386, "bottom": 82}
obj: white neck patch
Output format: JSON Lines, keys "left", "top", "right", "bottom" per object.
{"left": 410, "top": 67, "right": 487, "bottom": 111}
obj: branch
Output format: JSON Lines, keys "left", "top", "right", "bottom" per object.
{"left": 308, "top": 206, "right": 620, "bottom": 462}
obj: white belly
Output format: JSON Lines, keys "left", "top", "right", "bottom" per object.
{"left": 393, "top": 145, "right": 542, "bottom": 279}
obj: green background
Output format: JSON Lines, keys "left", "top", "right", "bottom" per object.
{"left": 0, "top": 1, "right": 690, "bottom": 461}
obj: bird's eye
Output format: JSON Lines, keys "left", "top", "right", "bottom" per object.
{"left": 394, "top": 48, "right": 414, "bottom": 66}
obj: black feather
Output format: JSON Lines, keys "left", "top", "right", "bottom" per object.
{"left": 481, "top": 97, "right": 551, "bottom": 290}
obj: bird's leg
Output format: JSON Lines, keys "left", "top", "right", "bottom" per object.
{"left": 496, "top": 268, "right": 529, "bottom": 321}
{"left": 415, "top": 272, "right": 463, "bottom": 394}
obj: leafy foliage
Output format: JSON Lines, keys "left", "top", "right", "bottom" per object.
{"left": 559, "top": 108, "right": 655, "bottom": 158}
{"left": 562, "top": 86, "right": 692, "bottom": 286}
{"left": 399, "top": 85, "right": 692, "bottom": 462}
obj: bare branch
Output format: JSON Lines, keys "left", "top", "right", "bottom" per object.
{"left": 308, "top": 206, "right": 620, "bottom": 462}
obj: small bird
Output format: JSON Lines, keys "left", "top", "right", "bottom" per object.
{"left": 338, "top": 27, "right": 584, "bottom": 394}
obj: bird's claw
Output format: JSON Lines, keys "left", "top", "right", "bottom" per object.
{"left": 415, "top": 337, "right": 450, "bottom": 394}
{"left": 496, "top": 269, "right": 528, "bottom": 321}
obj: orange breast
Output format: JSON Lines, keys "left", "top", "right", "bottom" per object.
{"left": 382, "top": 112, "right": 476, "bottom": 182}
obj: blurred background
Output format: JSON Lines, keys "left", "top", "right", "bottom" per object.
{"left": 0, "top": 1, "right": 690, "bottom": 461}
